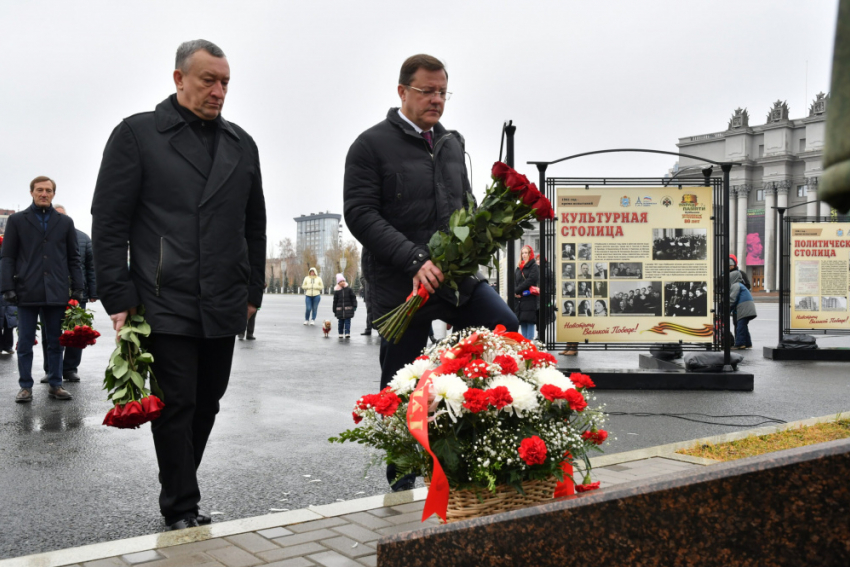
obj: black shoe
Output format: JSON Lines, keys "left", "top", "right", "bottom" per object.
{"left": 196, "top": 510, "right": 212, "bottom": 525}
{"left": 361, "top": 329, "right": 372, "bottom": 336}
{"left": 63, "top": 371, "right": 81, "bottom": 382}
{"left": 246, "top": 335, "right": 255, "bottom": 340}
{"left": 391, "top": 473, "right": 417, "bottom": 493}
{"left": 237, "top": 333, "right": 244, "bottom": 340}
{"left": 167, "top": 517, "right": 199, "bottom": 531}
{"left": 40, "top": 375, "right": 49, "bottom": 384}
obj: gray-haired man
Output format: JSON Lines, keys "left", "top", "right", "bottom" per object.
{"left": 92, "top": 39, "right": 266, "bottom": 531}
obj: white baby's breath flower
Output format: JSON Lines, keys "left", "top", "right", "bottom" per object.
{"left": 487, "top": 375, "right": 539, "bottom": 416}
{"left": 430, "top": 373, "right": 468, "bottom": 421}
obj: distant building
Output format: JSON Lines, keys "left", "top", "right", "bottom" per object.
{"left": 677, "top": 93, "right": 830, "bottom": 291}
{"left": 0, "top": 208, "right": 15, "bottom": 235}
{"left": 294, "top": 211, "right": 342, "bottom": 278}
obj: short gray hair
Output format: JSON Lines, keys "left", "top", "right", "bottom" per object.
{"left": 175, "top": 39, "right": 226, "bottom": 72}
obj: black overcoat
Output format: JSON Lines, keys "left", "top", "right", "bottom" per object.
{"left": 513, "top": 258, "right": 539, "bottom": 324}
{"left": 0, "top": 205, "right": 84, "bottom": 307}
{"left": 91, "top": 97, "right": 266, "bottom": 338}
{"left": 343, "top": 108, "right": 475, "bottom": 320}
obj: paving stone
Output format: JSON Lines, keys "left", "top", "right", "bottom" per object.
{"left": 357, "top": 555, "right": 378, "bottom": 567}
{"left": 159, "top": 538, "right": 234, "bottom": 557}
{"left": 364, "top": 507, "right": 400, "bottom": 518}
{"left": 601, "top": 464, "right": 632, "bottom": 472}
{"left": 206, "top": 545, "right": 265, "bottom": 567}
{"left": 225, "top": 532, "right": 280, "bottom": 553}
{"left": 135, "top": 553, "right": 222, "bottom": 567}
{"left": 388, "top": 501, "right": 425, "bottom": 514}
{"left": 376, "top": 520, "right": 438, "bottom": 537}
{"left": 383, "top": 510, "right": 428, "bottom": 525}
{"left": 286, "top": 517, "right": 349, "bottom": 533}
{"left": 257, "top": 542, "right": 328, "bottom": 562}
{"left": 122, "top": 550, "right": 164, "bottom": 564}
{"left": 84, "top": 559, "right": 129, "bottom": 567}
{"left": 272, "top": 529, "right": 339, "bottom": 547}
{"left": 257, "top": 527, "right": 294, "bottom": 539}
{"left": 320, "top": 536, "right": 374, "bottom": 558}
{"left": 264, "top": 559, "right": 317, "bottom": 567}
{"left": 339, "top": 512, "right": 392, "bottom": 530}
{"left": 307, "top": 550, "right": 364, "bottom": 567}
{"left": 330, "top": 523, "right": 383, "bottom": 543}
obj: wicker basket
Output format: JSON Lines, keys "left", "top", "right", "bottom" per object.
{"left": 427, "top": 476, "right": 558, "bottom": 523}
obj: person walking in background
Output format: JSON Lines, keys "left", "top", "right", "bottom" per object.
{"left": 239, "top": 282, "right": 265, "bottom": 340}
{"left": 730, "top": 258, "right": 757, "bottom": 349}
{"left": 2, "top": 176, "right": 84, "bottom": 403}
{"left": 0, "top": 237, "right": 17, "bottom": 354}
{"left": 91, "top": 40, "right": 266, "bottom": 530}
{"left": 514, "top": 245, "right": 539, "bottom": 341}
{"left": 39, "top": 204, "right": 97, "bottom": 383}
{"left": 302, "top": 267, "right": 323, "bottom": 325}
{"left": 333, "top": 273, "right": 357, "bottom": 339}
{"left": 360, "top": 254, "right": 373, "bottom": 335}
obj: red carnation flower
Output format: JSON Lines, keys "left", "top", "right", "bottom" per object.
{"left": 493, "top": 355, "right": 518, "bottom": 375}
{"left": 356, "top": 393, "right": 380, "bottom": 410}
{"left": 463, "top": 360, "right": 489, "bottom": 380}
{"left": 540, "top": 384, "right": 568, "bottom": 402}
{"left": 565, "top": 388, "right": 588, "bottom": 412}
{"left": 519, "top": 349, "right": 557, "bottom": 368}
{"left": 570, "top": 373, "right": 595, "bottom": 389}
{"left": 141, "top": 395, "right": 165, "bottom": 420}
{"left": 352, "top": 412, "right": 363, "bottom": 424}
{"left": 486, "top": 386, "right": 513, "bottom": 410}
{"left": 373, "top": 388, "right": 401, "bottom": 417}
{"left": 462, "top": 388, "right": 489, "bottom": 413}
{"left": 582, "top": 430, "right": 608, "bottom": 445}
{"left": 415, "top": 355, "right": 430, "bottom": 361}
{"left": 576, "top": 481, "right": 601, "bottom": 493}
{"left": 518, "top": 435, "right": 548, "bottom": 466}
{"left": 437, "top": 354, "right": 471, "bottom": 375}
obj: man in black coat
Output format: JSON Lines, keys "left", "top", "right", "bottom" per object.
{"left": 343, "top": 54, "right": 517, "bottom": 489}
{"left": 1, "top": 176, "right": 84, "bottom": 403}
{"left": 91, "top": 39, "right": 266, "bottom": 531}
{"left": 39, "top": 205, "right": 97, "bottom": 383}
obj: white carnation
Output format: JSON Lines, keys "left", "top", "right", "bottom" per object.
{"left": 531, "top": 366, "right": 575, "bottom": 391}
{"left": 389, "top": 358, "right": 435, "bottom": 394}
{"left": 487, "top": 375, "right": 539, "bottom": 416}
{"left": 430, "top": 373, "right": 468, "bottom": 421}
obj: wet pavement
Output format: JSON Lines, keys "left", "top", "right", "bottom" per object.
{"left": 1, "top": 295, "right": 848, "bottom": 559}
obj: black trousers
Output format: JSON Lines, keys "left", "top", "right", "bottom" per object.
{"left": 245, "top": 312, "right": 256, "bottom": 337}
{"left": 149, "top": 334, "right": 235, "bottom": 524}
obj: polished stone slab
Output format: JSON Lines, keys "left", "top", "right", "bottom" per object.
{"left": 561, "top": 367, "right": 754, "bottom": 390}
{"left": 378, "top": 438, "right": 850, "bottom": 567}
{"left": 763, "top": 346, "right": 850, "bottom": 360}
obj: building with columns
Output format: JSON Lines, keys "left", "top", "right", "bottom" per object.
{"left": 677, "top": 93, "right": 831, "bottom": 291}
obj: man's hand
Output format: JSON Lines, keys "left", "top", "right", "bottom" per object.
{"left": 2, "top": 291, "right": 17, "bottom": 305}
{"left": 110, "top": 307, "right": 138, "bottom": 341}
{"left": 248, "top": 303, "right": 258, "bottom": 320}
{"left": 413, "top": 260, "right": 444, "bottom": 295}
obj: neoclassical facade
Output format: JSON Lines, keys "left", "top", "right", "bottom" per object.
{"left": 677, "top": 93, "right": 830, "bottom": 291}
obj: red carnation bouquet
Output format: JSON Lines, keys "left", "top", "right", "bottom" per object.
{"left": 101, "top": 307, "right": 164, "bottom": 429}
{"left": 374, "top": 163, "right": 554, "bottom": 344}
{"left": 59, "top": 299, "right": 101, "bottom": 348}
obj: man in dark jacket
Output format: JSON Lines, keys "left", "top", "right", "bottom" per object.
{"left": 1, "top": 176, "right": 84, "bottom": 403}
{"left": 91, "top": 39, "right": 266, "bottom": 531}
{"left": 39, "top": 205, "right": 97, "bottom": 383}
{"left": 343, "top": 54, "right": 517, "bottom": 489}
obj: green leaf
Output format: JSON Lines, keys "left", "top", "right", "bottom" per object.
{"left": 128, "top": 370, "right": 145, "bottom": 391}
{"left": 134, "top": 322, "right": 152, "bottom": 336}
{"left": 431, "top": 437, "right": 461, "bottom": 472}
{"left": 452, "top": 226, "right": 470, "bottom": 242}
{"left": 113, "top": 363, "right": 128, "bottom": 379}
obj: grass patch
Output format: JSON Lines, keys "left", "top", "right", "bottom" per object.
{"left": 677, "top": 419, "right": 850, "bottom": 462}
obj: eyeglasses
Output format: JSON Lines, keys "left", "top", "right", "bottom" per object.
{"left": 404, "top": 85, "right": 452, "bottom": 100}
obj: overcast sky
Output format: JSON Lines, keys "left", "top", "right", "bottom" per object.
{"left": 0, "top": 1, "right": 839, "bottom": 253}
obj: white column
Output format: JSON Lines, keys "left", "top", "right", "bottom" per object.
{"left": 763, "top": 185, "right": 776, "bottom": 291}
{"left": 728, "top": 186, "right": 737, "bottom": 262}
{"left": 736, "top": 185, "right": 750, "bottom": 272}
{"left": 775, "top": 185, "right": 789, "bottom": 290}
{"left": 807, "top": 179, "right": 819, "bottom": 217}
{"left": 820, "top": 200, "right": 831, "bottom": 218}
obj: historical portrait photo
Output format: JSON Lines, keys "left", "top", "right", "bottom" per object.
{"left": 610, "top": 281, "right": 663, "bottom": 316}
{"left": 562, "top": 243, "right": 575, "bottom": 260}
{"left": 577, "top": 262, "right": 592, "bottom": 279}
{"left": 562, "top": 281, "right": 576, "bottom": 298}
{"left": 609, "top": 262, "right": 643, "bottom": 279}
{"left": 664, "top": 281, "right": 708, "bottom": 317}
{"left": 578, "top": 243, "right": 592, "bottom": 260}
{"left": 562, "top": 262, "right": 575, "bottom": 279}
{"left": 578, "top": 299, "right": 592, "bottom": 316}
{"left": 593, "top": 281, "right": 608, "bottom": 298}
{"left": 652, "top": 228, "right": 707, "bottom": 261}
{"left": 594, "top": 299, "right": 608, "bottom": 317}
{"left": 593, "top": 262, "right": 607, "bottom": 279}
{"left": 577, "top": 281, "right": 592, "bottom": 298}
{"left": 562, "top": 300, "right": 576, "bottom": 316}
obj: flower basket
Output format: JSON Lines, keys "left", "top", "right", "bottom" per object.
{"left": 427, "top": 476, "right": 558, "bottom": 523}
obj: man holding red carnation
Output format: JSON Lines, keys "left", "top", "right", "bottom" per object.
{"left": 343, "top": 54, "right": 518, "bottom": 491}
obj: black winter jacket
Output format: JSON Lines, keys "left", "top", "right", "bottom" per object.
{"left": 343, "top": 108, "right": 474, "bottom": 319}
{"left": 91, "top": 96, "right": 267, "bottom": 338}
{"left": 1, "top": 204, "right": 84, "bottom": 307}
{"left": 514, "top": 259, "right": 539, "bottom": 324}
{"left": 75, "top": 229, "right": 97, "bottom": 300}
{"left": 333, "top": 286, "right": 358, "bottom": 320}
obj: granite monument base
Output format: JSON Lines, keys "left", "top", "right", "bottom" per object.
{"left": 378, "top": 438, "right": 850, "bottom": 566}
{"left": 763, "top": 346, "right": 850, "bottom": 361}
